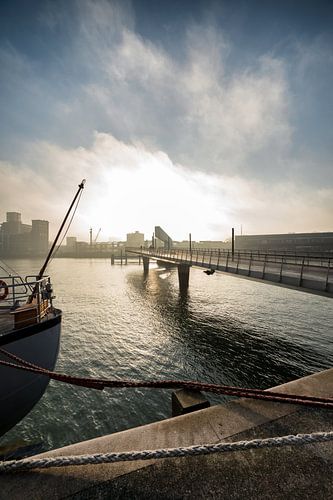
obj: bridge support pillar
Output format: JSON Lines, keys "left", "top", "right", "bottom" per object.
{"left": 142, "top": 256, "right": 149, "bottom": 273}
{"left": 178, "top": 264, "right": 190, "bottom": 292}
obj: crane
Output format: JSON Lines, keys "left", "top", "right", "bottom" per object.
{"left": 94, "top": 228, "right": 101, "bottom": 243}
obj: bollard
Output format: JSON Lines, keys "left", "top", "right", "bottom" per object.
{"left": 172, "top": 389, "right": 210, "bottom": 417}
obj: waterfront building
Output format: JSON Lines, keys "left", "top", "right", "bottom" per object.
{"left": 172, "top": 240, "right": 230, "bottom": 249}
{"left": 31, "top": 220, "right": 49, "bottom": 255}
{"left": 126, "top": 231, "right": 144, "bottom": 247}
{"left": 0, "top": 212, "right": 49, "bottom": 257}
{"left": 235, "top": 232, "right": 333, "bottom": 252}
{"left": 66, "top": 236, "right": 77, "bottom": 248}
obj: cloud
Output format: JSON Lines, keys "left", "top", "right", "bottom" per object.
{"left": 70, "top": 6, "right": 293, "bottom": 180}
{"left": 0, "top": 133, "right": 226, "bottom": 240}
{"left": 2, "top": 1, "right": 293, "bottom": 176}
{"left": 0, "top": 133, "right": 331, "bottom": 241}
{"left": 0, "top": 0, "right": 332, "bottom": 239}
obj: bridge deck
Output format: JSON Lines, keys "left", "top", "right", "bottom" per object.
{"left": 128, "top": 248, "right": 333, "bottom": 298}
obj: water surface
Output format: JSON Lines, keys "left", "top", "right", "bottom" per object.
{"left": 1, "top": 258, "right": 332, "bottom": 451}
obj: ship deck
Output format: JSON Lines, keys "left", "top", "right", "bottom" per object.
{"left": 0, "top": 310, "right": 14, "bottom": 334}
{"left": 0, "top": 307, "right": 58, "bottom": 338}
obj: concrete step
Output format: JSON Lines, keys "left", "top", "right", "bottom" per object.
{"left": 1, "top": 368, "right": 333, "bottom": 499}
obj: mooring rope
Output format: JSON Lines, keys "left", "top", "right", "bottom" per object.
{"left": 1, "top": 431, "right": 333, "bottom": 473}
{"left": 1, "top": 349, "right": 332, "bottom": 473}
{"left": 1, "top": 348, "right": 333, "bottom": 409}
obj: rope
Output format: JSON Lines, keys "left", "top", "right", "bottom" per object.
{"left": 1, "top": 349, "right": 333, "bottom": 409}
{"left": 1, "top": 431, "right": 332, "bottom": 473}
{"left": 0, "top": 259, "right": 19, "bottom": 277}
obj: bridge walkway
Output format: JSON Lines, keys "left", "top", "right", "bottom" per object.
{"left": 127, "top": 248, "right": 333, "bottom": 298}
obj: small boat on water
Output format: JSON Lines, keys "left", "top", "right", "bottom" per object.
{"left": 0, "top": 274, "right": 61, "bottom": 436}
{"left": 0, "top": 180, "right": 85, "bottom": 437}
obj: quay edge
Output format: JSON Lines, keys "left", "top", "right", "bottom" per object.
{"left": 1, "top": 368, "right": 333, "bottom": 499}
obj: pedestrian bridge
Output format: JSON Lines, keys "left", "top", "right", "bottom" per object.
{"left": 126, "top": 248, "right": 333, "bottom": 298}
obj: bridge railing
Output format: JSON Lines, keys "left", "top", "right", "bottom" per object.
{"left": 127, "top": 247, "right": 332, "bottom": 294}
{"left": 140, "top": 247, "right": 331, "bottom": 268}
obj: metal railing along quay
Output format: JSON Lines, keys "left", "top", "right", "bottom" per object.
{"left": 127, "top": 248, "right": 333, "bottom": 298}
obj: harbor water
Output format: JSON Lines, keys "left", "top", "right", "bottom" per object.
{"left": 1, "top": 258, "right": 333, "bottom": 452}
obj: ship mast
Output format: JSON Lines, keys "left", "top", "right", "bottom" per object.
{"left": 28, "top": 180, "right": 85, "bottom": 303}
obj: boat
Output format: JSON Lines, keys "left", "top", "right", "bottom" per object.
{"left": 0, "top": 274, "right": 61, "bottom": 436}
{"left": 0, "top": 180, "right": 85, "bottom": 437}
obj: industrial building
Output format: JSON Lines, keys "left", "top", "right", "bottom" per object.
{"left": 126, "top": 231, "right": 144, "bottom": 247}
{"left": 58, "top": 231, "right": 147, "bottom": 258}
{"left": 235, "top": 232, "right": 333, "bottom": 253}
{"left": 0, "top": 212, "right": 49, "bottom": 257}
{"left": 152, "top": 227, "right": 333, "bottom": 254}
{"left": 173, "top": 240, "right": 230, "bottom": 250}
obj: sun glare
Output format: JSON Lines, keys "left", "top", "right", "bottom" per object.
{"left": 74, "top": 147, "right": 230, "bottom": 242}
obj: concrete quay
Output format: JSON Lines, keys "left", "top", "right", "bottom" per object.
{"left": 1, "top": 368, "right": 333, "bottom": 499}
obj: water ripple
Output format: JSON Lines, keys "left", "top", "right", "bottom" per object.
{"left": 1, "top": 258, "right": 332, "bottom": 451}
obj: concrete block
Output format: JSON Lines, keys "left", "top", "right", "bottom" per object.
{"left": 172, "top": 389, "right": 210, "bottom": 416}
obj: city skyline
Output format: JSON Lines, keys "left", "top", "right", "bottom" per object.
{"left": 1, "top": 0, "right": 332, "bottom": 241}
{"left": 2, "top": 209, "right": 333, "bottom": 249}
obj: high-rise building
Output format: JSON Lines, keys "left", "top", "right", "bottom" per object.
{"left": 31, "top": 220, "right": 49, "bottom": 255}
{"left": 0, "top": 212, "right": 49, "bottom": 257}
{"left": 4, "top": 212, "right": 22, "bottom": 235}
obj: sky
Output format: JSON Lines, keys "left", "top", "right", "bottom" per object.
{"left": 0, "top": 0, "right": 332, "bottom": 242}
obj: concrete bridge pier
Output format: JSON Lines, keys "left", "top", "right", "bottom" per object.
{"left": 142, "top": 256, "right": 149, "bottom": 273}
{"left": 178, "top": 264, "right": 190, "bottom": 292}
